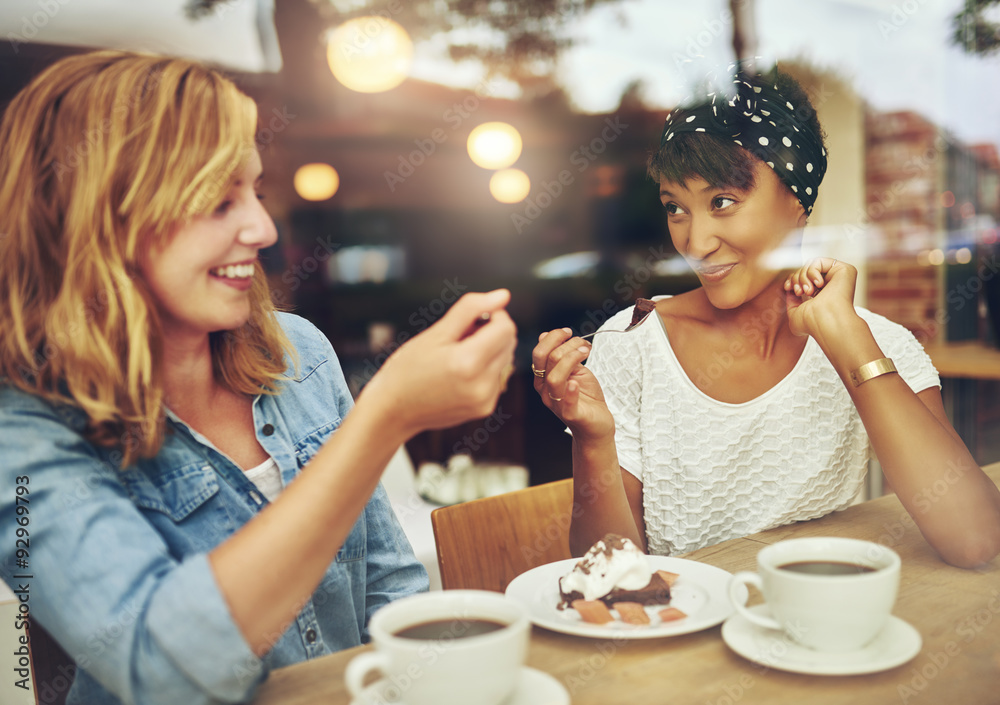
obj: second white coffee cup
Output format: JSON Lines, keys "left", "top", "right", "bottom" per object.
{"left": 729, "top": 536, "right": 901, "bottom": 652}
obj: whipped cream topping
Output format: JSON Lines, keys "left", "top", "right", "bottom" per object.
{"left": 559, "top": 534, "right": 651, "bottom": 601}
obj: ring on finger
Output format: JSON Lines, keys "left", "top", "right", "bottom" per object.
{"left": 547, "top": 393, "right": 564, "bottom": 402}
{"left": 531, "top": 364, "right": 546, "bottom": 378}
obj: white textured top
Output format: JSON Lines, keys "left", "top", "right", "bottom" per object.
{"left": 244, "top": 456, "right": 283, "bottom": 503}
{"left": 586, "top": 300, "right": 940, "bottom": 556}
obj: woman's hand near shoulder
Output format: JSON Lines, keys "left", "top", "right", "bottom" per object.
{"left": 784, "top": 257, "right": 861, "bottom": 339}
{"left": 531, "top": 328, "right": 614, "bottom": 442}
{"left": 359, "top": 289, "right": 518, "bottom": 440}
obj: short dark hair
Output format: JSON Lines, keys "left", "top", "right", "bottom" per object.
{"left": 647, "top": 69, "right": 825, "bottom": 194}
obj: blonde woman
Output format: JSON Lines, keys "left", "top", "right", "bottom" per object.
{"left": 0, "top": 51, "right": 516, "bottom": 704}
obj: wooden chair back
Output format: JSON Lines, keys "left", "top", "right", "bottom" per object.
{"left": 431, "top": 478, "right": 574, "bottom": 592}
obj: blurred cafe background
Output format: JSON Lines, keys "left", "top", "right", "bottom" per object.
{"left": 2, "top": 0, "right": 1000, "bottom": 487}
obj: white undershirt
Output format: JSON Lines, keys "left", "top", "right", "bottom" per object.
{"left": 162, "top": 407, "right": 285, "bottom": 503}
{"left": 243, "top": 456, "right": 283, "bottom": 503}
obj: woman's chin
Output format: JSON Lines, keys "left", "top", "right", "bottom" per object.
{"left": 702, "top": 286, "right": 745, "bottom": 311}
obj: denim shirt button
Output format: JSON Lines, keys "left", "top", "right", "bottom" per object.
{"left": 305, "top": 628, "right": 317, "bottom": 644}
{"left": 261, "top": 423, "right": 275, "bottom": 436}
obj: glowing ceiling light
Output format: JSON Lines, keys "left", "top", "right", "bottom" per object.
{"left": 294, "top": 163, "right": 340, "bottom": 201}
{"left": 490, "top": 169, "right": 530, "bottom": 204}
{"left": 467, "top": 122, "right": 523, "bottom": 170}
{"left": 326, "top": 16, "right": 413, "bottom": 93}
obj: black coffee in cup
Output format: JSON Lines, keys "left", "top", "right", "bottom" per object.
{"left": 394, "top": 619, "right": 507, "bottom": 640}
{"left": 778, "top": 560, "right": 876, "bottom": 576}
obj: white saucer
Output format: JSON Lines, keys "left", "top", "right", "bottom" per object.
{"left": 349, "top": 665, "right": 569, "bottom": 705}
{"left": 721, "top": 605, "right": 922, "bottom": 676}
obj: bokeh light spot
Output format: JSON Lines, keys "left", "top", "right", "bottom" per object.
{"left": 468, "top": 122, "right": 523, "bottom": 170}
{"left": 327, "top": 17, "right": 413, "bottom": 93}
{"left": 294, "top": 163, "right": 340, "bottom": 201}
{"left": 490, "top": 169, "right": 531, "bottom": 204}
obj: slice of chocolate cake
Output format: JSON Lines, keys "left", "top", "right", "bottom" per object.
{"left": 630, "top": 298, "right": 656, "bottom": 327}
{"left": 561, "top": 569, "right": 672, "bottom": 607}
{"left": 558, "top": 533, "right": 673, "bottom": 608}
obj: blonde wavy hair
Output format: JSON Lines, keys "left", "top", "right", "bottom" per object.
{"left": 0, "top": 51, "right": 293, "bottom": 467}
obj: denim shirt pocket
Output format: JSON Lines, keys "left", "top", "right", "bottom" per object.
{"left": 293, "top": 420, "right": 365, "bottom": 563}
{"left": 120, "top": 462, "right": 221, "bottom": 522}
{"left": 292, "top": 420, "right": 340, "bottom": 469}
{"left": 336, "top": 515, "right": 367, "bottom": 563}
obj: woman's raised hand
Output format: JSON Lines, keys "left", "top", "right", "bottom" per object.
{"left": 360, "top": 289, "right": 517, "bottom": 438}
{"left": 531, "top": 328, "right": 615, "bottom": 442}
{"left": 784, "top": 257, "right": 859, "bottom": 338}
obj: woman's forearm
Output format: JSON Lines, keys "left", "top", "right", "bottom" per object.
{"left": 813, "top": 311, "right": 1000, "bottom": 568}
{"left": 209, "top": 392, "right": 408, "bottom": 655}
{"left": 569, "top": 434, "right": 645, "bottom": 554}
{"left": 209, "top": 291, "right": 516, "bottom": 654}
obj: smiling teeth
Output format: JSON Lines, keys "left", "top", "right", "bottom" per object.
{"left": 212, "top": 264, "right": 255, "bottom": 279}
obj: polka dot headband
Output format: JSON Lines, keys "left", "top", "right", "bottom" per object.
{"left": 659, "top": 67, "right": 828, "bottom": 215}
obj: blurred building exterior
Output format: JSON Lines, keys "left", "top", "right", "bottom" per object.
{"left": 864, "top": 110, "right": 1000, "bottom": 345}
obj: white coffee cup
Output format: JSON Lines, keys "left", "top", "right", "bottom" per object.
{"left": 728, "top": 537, "right": 901, "bottom": 652}
{"left": 344, "top": 589, "right": 530, "bottom": 705}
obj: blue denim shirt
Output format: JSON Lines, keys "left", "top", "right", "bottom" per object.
{"left": 0, "top": 312, "right": 428, "bottom": 705}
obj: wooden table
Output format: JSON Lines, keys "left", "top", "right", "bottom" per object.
{"left": 254, "top": 463, "right": 1000, "bottom": 705}
{"left": 923, "top": 341, "right": 1000, "bottom": 381}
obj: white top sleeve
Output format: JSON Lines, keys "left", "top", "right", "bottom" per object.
{"left": 856, "top": 308, "right": 940, "bottom": 393}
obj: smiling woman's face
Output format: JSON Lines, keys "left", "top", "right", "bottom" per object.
{"left": 659, "top": 160, "right": 807, "bottom": 310}
{"left": 139, "top": 151, "right": 277, "bottom": 341}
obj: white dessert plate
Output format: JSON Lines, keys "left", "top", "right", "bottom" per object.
{"left": 348, "top": 665, "right": 569, "bottom": 705}
{"left": 721, "top": 605, "right": 922, "bottom": 675}
{"left": 504, "top": 556, "right": 746, "bottom": 639}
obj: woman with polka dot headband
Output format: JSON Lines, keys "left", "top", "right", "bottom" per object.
{"left": 532, "top": 64, "right": 1000, "bottom": 568}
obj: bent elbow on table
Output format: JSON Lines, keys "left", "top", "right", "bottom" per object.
{"left": 929, "top": 512, "right": 1000, "bottom": 569}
